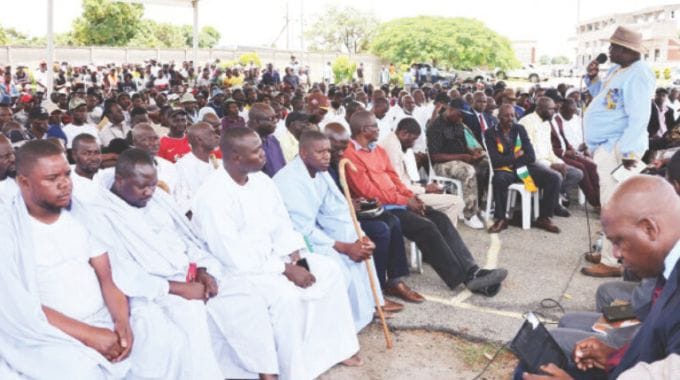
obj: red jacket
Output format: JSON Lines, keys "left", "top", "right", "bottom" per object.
{"left": 342, "top": 140, "right": 414, "bottom": 205}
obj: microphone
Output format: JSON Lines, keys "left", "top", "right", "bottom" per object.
{"left": 595, "top": 53, "right": 608, "bottom": 64}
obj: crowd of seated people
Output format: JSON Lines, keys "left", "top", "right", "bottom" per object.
{"left": 1, "top": 55, "right": 680, "bottom": 379}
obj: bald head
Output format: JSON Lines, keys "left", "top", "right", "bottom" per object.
{"left": 324, "top": 122, "right": 349, "bottom": 138}
{"left": 604, "top": 175, "right": 680, "bottom": 224}
{"left": 602, "top": 175, "right": 680, "bottom": 278}
{"left": 132, "top": 123, "right": 160, "bottom": 156}
{"left": 536, "top": 96, "right": 556, "bottom": 120}
{"left": 349, "top": 110, "right": 376, "bottom": 137}
{"left": 187, "top": 122, "right": 219, "bottom": 151}
{"left": 202, "top": 113, "right": 221, "bottom": 133}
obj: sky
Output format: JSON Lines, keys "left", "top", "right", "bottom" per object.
{"left": 2, "top": 0, "right": 679, "bottom": 58}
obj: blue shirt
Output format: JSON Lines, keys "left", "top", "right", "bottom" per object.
{"left": 663, "top": 240, "right": 680, "bottom": 280}
{"left": 584, "top": 60, "right": 655, "bottom": 158}
{"left": 261, "top": 134, "right": 286, "bottom": 178}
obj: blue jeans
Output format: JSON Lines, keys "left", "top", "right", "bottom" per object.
{"left": 359, "top": 212, "right": 409, "bottom": 288}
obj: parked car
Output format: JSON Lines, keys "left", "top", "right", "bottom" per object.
{"left": 451, "top": 68, "right": 492, "bottom": 83}
{"left": 495, "top": 64, "right": 551, "bottom": 83}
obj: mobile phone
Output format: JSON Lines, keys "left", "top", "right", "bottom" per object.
{"left": 296, "top": 258, "right": 310, "bottom": 272}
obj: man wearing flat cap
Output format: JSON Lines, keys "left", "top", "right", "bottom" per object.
{"left": 581, "top": 26, "right": 656, "bottom": 278}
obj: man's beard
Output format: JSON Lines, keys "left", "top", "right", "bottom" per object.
{"left": 1, "top": 169, "right": 15, "bottom": 180}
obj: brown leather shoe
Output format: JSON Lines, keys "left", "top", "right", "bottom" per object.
{"left": 534, "top": 217, "right": 560, "bottom": 233}
{"left": 488, "top": 219, "right": 509, "bottom": 234}
{"left": 581, "top": 263, "right": 623, "bottom": 278}
{"left": 384, "top": 281, "right": 425, "bottom": 303}
{"left": 584, "top": 252, "right": 601, "bottom": 264}
{"left": 381, "top": 299, "right": 404, "bottom": 313}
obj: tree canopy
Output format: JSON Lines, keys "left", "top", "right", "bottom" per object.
{"left": 71, "top": 0, "right": 144, "bottom": 46}
{"left": 370, "top": 16, "right": 518, "bottom": 70}
{"left": 0, "top": 0, "right": 221, "bottom": 49}
{"left": 305, "top": 5, "right": 378, "bottom": 54}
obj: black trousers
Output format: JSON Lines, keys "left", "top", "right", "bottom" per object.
{"left": 359, "top": 212, "right": 410, "bottom": 288}
{"left": 389, "top": 207, "right": 477, "bottom": 289}
{"left": 491, "top": 163, "right": 562, "bottom": 220}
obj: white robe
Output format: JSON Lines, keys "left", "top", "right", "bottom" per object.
{"left": 0, "top": 177, "right": 18, "bottom": 205}
{"left": 155, "top": 156, "right": 179, "bottom": 196}
{"left": 273, "top": 156, "right": 382, "bottom": 331}
{"left": 0, "top": 194, "right": 188, "bottom": 380}
{"left": 87, "top": 179, "right": 278, "bottom": 379}
{"left": 174, "top": 152, "right": 222, "bottom": 214}
{"left": 192, "top": 169, "right": 359, "bottom": 380}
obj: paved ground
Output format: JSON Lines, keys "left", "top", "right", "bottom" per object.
{"left": 324, "top": 203, "right": 612, "bottom": 379}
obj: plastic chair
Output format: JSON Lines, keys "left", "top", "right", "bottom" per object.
{"left": 506, "top": 183, "right": 540, "bottom": 230}
{"left": 481, "top": 133, "right": 539, "bottom": 229}
{"left": 407, "top": 240, "right": 423, "bottom": 274}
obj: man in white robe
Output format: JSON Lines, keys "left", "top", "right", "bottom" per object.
{"left": 192, "top": 127, "right": 362, "bottom": 379}
{"left": 88, "top": 148, "right": 281, "bottom": 379}
{"left": 131, "top": 123, "right": 178, "bottom": 195}
{"left": 175, "top": 122, "right": 222, "bottom": 214}
{"left": 0, "top": 135, "right": 18, "bottom": 204}
{"left": 275, "top": 131, "right": 418, "bottom": 331}
{"left": 0, "top": 140, "right": 187, "bottom": 379}
{"left": 70, "top": 133, "right": 114, "bottom": 202}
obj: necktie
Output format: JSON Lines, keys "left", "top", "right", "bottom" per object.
{"left": 478, "top": 114, "right": 487, "bottom": 133}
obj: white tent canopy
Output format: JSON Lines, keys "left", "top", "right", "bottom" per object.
{"left": 45, "top": 0, "right": 201, "bottom": 98}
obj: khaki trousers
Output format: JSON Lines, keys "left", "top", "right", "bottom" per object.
{"left": 593, "top": 145, "right": 623, "bottom": 267}
{"left": 419, "top": 193, "right": 465, "bottom": 228}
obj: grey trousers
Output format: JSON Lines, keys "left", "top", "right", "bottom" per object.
{"left": 550, "top": 279, "right": 655, "bottom": 360}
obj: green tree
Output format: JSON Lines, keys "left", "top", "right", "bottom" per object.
{"left": 181, "top": 25, "right": 221, "bottom": 48}
{"left": 370, "top": 16, "right": 518, "bottom": 70}
{"left": 550, "top": 56, "right": 570, "bottom": 64}
{"left": 539, "top": 55, "right": 551, "bottom": 65}
{"left": 238, "top": 52, "right": 262, "bottom": 67}
{"left": 71, "top": 0, "right": 144, "bottom": 46}
{"left": 331, "top": 56, "right": 357, "bottom": 84}
{"left": 306, "top": 5, "right": 378, "bottom": 54}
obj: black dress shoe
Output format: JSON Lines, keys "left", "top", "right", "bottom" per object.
{"left": 554, "top": 205, "right": 571, "bottom": 217}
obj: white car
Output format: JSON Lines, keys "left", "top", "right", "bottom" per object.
{"left": 495, "top": 64, "right": 551, "bottom": 83}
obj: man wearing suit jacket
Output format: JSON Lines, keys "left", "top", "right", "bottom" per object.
{"left": 647, "top": 88, "right": 678, "bottom": 161}
{"left": 521, "top": 175, "right": 680, "bottom": 380}
{"left": 463, "top": 91, "right": 498, "bottom": 146}
{"left": 552, "top": 99, "right": 601, "bottom": 208}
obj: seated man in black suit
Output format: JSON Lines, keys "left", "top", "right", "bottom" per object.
{"left": 521, "top": 175, "right": 680, "bottom": 380}
{"left": 646, "top": 88, "right": 678, "bottom": 162}
{"left": 463, "top": 91, "right": 497, "bottom": 146}
{"left": 484, "top": 104, "right": 562, "bottom": 234}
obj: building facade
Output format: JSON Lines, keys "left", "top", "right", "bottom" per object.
{"left": 576, "top": 4, "right": 680, "bottom": 67}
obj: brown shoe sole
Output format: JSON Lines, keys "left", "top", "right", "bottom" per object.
{"left": 580, "top": 267, "right": 622, "bottom": 278}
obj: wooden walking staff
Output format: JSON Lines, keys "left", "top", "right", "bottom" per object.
{"left": 338, "top": 158, "right": 393, "bottom": 349}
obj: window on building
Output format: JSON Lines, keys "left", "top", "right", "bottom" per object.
{"left": 672, "top": 10, "right": 676, "bottom": 19}
{"left": 655, "top": 49, "right": 661, "bottom": 61}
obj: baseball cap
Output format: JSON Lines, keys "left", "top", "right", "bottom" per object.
{"left": 29, "top": 107, "right": 49, "bottom": 120}
{"left": 68, "top": 97, "right": 87, "bottom": 111}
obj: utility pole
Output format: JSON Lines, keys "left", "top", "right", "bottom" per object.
{"left": 286, "top": 1, "right": 290, "bottom": 50}
{"left": 300, "top": 0, "right": 304, "bottom": 51}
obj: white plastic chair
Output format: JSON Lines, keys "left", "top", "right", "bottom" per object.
{"left": 407, "top": 240, "right": 423, "bottom": 274}
{"left": 482, "top": 133, "right": 539, "bottom": 229}
{"left": 506, "top": 184, "right": 540, "bottom": 229}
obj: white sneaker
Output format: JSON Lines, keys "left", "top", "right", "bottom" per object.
{"left": 464, "top": 214, "right": 484, "bottom": 229}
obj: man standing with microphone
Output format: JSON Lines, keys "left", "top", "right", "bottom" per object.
{"left": 581, "top": 26, "right": 656, "bottom": 277}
